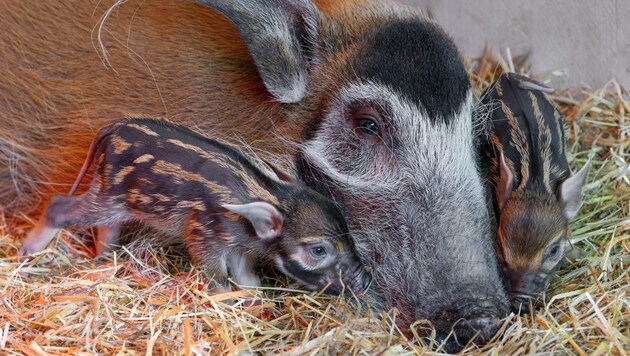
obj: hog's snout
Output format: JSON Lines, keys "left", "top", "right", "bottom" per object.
{"left": 511, "top": 296, "right": 536, "bottom": 314}
{"left": 336, "top": 262, "right": 371, "bottom": 295}
{"left": 435, "top": 302, "right": 505, "bottom": 353}
{"left": 440, "top": 316, "right": 502, "bottom": 352}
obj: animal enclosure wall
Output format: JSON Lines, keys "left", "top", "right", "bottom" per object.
{"left": 402, "top": 0, "right": 630, "bottom": 88}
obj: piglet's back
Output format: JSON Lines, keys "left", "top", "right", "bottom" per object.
{"left": 483, "top": 73, "right": 570, "bottom": 193}
{"left": 93, "top": 118, "right": 287, "bottom": 208}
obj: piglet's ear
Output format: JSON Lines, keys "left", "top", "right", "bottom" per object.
{"left": 223, "top": 202, "right": 284, "bottom": 239}
{"left": 497, "top": 152, "right": 515, "bottom": 212}
{"left": 559, "top": 159, "right": 590, "bottom": 219}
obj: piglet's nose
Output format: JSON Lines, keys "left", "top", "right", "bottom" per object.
{"left": 511, "top": 299, "right": 533, "bottom": 314}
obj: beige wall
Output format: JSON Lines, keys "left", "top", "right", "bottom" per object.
{"left": 400, "top": 0, "right": 630, "bottom": 89}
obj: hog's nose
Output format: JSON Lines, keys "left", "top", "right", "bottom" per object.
{"left": 431, "top": 296, "right": 508, "bottom": 352}
{"left": 440, "top": 316, "right": 503, "bottom": 353}
{"left": 354, "top": 268, "right": 372, "bottom": 294}
{"left": 468, "top": 316, "right": 502, "bottom": 340}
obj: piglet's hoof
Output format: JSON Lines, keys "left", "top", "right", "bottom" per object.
{"left": 17, "top": 245, "right": 29, "bottom": 258}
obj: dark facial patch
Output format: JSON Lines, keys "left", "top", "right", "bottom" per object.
{"left": 276, "top": 250, "right": 328, "bottom": 288}
{"left": 354, "top": 19, "right": 470, "bottom": 122}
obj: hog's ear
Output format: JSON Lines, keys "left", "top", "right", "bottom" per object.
{"left": 559, "top": 159, "right": 590, "bottom": 219}
{"left": 223, "top": 202, "right": 284, "bottom": 239}
{"left": 196, "top": 0, "right": 319, "bottom": 103}
{"left": 497, "top": 152, "right": 515, "bottom": 212}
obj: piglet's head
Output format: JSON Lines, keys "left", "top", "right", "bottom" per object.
{"left": 495, "top": 153, "right": 590, "bottom": 312}
{"left": 223, "top": 195, "right": 370, "bottom": 296}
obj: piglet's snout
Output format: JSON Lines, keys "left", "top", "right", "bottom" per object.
{"left": 352, "top": 266, "right": 372, "bottom": 294}
{"left": 341, "top": 264, "right": 371, "bottom": 295}
{"left": 508, "top": 270, "right": 546, "bottom": 313}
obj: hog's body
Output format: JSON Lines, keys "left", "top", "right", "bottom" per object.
{"left": 481, "top": 73, "right": 589, "bottom": 312}
{"left": 1, "top": 0, "right": 508, "bottom": 349}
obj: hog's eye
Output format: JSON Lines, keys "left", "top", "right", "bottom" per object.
{"left": 311, "top": 246, "right": 327, "bottom": 258}
{"left": 356, "top": 118, "right": 379, "bottom": 136}
{"left": 350, "top": 106, "right": 382, "bottom": 137}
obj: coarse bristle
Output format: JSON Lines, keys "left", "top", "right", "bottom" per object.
{"left": 0, "top": 51, "right": 628, "bottom": 354}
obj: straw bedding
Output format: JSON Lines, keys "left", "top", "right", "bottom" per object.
{"left": 0, "top": 53, "right": 628, "bottom": 355}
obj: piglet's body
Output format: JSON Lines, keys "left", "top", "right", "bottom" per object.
{"left": 21, "top": 118, "right": 370, "bottom": 295}
{"left": 481, "top": 73, "right": 589, "bottom": 312}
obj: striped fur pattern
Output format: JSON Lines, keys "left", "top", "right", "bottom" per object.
{"left": 19, "top": 118, "right": 370, "bottom": 295}
{"left": 481, "top": 73, "right": 588, "bottom": 312}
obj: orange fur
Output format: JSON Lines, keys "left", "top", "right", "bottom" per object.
{"left": 0, "top": 0, "right": 403, "bottom": 214}
{"left": 0, "top": 0, "right": 283, "bottom": 213}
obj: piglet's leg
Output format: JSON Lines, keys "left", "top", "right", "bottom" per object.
{"left": 95, "top": 225, "right": 122, "bottom": 256}
{"left": 204, "top": 258, "right": 231, "bottom": 293}
{"left": 183, "top": 216, "right": 231, "bottom": 292}
{"left": 227, "top": 251, "right": 260, "bottom": 289}
{"left": 20, "top": 193, "right": 127, "bottom": 257}
{"left": 227, "top": 252, "right": 264, "bottom": 309}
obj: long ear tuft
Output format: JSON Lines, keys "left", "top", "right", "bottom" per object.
{"left": 497, "top": 152, "right": 515, "bottom": 212}
{"left": 559, "top": 159, "right": 590, "bottom": 219}
{"left": 223, "top": 202, "right": 284, "bottom": 239}
{"left": 196, "top": 0, "right": 319, "bottom": 103}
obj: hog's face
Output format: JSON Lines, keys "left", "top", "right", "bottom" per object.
{"left": 296, "top": 16, "right": 509, "bottom": 349}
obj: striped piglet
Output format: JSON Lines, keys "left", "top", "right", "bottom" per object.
{"left": 20, "top": 118, "right": 370, "bottom": 295}
{"left": 481, "top": 73, "right": 589, "bottom": 312}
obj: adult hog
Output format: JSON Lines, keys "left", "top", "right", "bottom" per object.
{"left": 0, "top": 0, "right": 508, "bottom": 349}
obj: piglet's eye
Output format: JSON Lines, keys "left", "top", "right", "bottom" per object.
{"left": 311, "top": 246, "right": 327, "bottom": 258}
{"left": 548, "top": 244, "right": 560, "bottom": 258}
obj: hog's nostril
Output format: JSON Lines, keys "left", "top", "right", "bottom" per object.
{"left": 342, "top": 266, "right": 371, "bottom": 295}
{"left": 357, "top": 270, "right": 372, "bottom": 294}
{"left": 437, "top": 316, "right": 503, "bottom": 352}
{"left": 468, "top": 316, "right": 502, "bottom": 341}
